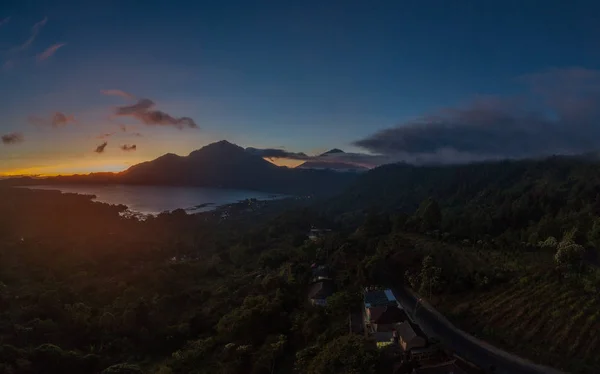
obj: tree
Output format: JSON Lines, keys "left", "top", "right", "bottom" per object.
{"left": 325, "top": 290, "right": 362, "bottom": 317}
{"left": 306, "top": 335, "right": 378, "bottom": 374}
{"left": 419, "top": 256, "right": 442, "bottom": 297}
{"left": 554, "top": 238, "right": 585, "bottom": 274}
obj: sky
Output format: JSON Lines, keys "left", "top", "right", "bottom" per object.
{"left": 2, "top": 0, "right": 600, "bottom": 175}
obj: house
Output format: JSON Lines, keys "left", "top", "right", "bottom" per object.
{"left": 364, "top": 288, "right": 397, "bottom": 308}
{"left": 397, "top": 321, "right": 428, "bottom": 351}
{"left": 364, "top": 288, "right": 405, "bottom": 345}
{"left": 308, "top": 279, "right": 335, "bottom": 306}
{"left": 366, "top": 305, "right": 409, "bottom": 332}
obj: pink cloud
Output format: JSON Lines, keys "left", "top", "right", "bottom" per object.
{"left": 37, "top": 43, "right": 66, "bottom": 61}
{"left": 28, "top": 112, "right": 76, "bottom": 128}
{"left": 101, "top": 89, "right": 135, "bottom": 100}
{"left": 115, "top": 98, "right": 198, "bottom": 129}
{"left": 11, "top": 17, "right": 47, "bottom": 53}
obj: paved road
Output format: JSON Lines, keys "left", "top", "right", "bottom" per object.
{"left": 392, "top": 286, "right": 566, "bottom": 374}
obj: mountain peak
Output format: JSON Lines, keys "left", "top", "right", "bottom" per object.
{"left": 189, "top": 140, "right": 245, "bottom": 157}
{"left": 321, "top": 148, "right": 344, "bottom": 156}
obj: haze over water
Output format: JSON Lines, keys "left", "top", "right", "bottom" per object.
{"left": 24, "top": 185, "right": 283, "bottom": 215}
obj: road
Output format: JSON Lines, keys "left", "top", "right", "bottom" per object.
{"left": 392, "top": 286, "right": 566, "bottom": 374}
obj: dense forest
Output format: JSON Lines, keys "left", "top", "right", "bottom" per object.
{"left": 0, "top": 188, "right": 381, "bottom": 374}
{"left": 2, "top": 155, "right": 600, "bottom": 373}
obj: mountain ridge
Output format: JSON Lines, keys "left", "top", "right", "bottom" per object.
{"left": 2, "top": 140, "right": 356, "bottom": 196}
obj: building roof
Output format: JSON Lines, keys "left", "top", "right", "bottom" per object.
{"left": 308, "top": 280, "right": 335, "bottom": 300}
{"left": 396, "top": 321, "right": 426, "bottom": 343}
{"left": 368, "top": 306, "right": 409, "bottom": 324}
{"left": 364, "top": 289, "right": 397, "bottom": 308}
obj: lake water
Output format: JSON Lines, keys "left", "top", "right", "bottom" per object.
{"left": 23, "top": 185, "right": 284, "bottom": 215}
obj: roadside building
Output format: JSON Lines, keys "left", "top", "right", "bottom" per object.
{"left": 364, "top": 288, "right": 397, "bottom": 308}
{"left": 397, "top": 321, "right": 427, "bottom": 351}
{"left": 366, "top": 305, "right": 409, "bottom": 332}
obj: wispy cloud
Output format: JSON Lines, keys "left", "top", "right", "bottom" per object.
{"left": 96, "top": 132, "right": 114, "bottom": 139}
{"left": 28, "top": 112, "right": 76, "bottom": 128}
{"left": 2, "top": 132, "right": 24, "bottom": 144}
{"left": 245, "top": 147, "right": 310, "bottom": 160}
{"left": 10, "top": 16, "right": 47, "bottom": 53}
{"left": 120, "top": 144, "right": 137, "bottom": 151}
{"left": 101, "top": 90, "right": 135, "bottom": 100}
{"left": 245, "top": 147, "right": 385, "bottom": 168}
{"left": 37, "top": 43, "right": 66, "bottom": 61}
{"left": 114, "top": 98, "right": 198, "bottom": 129}
{"left": 95, "top": 142, "right": 108, "bottom": 153}
{"left": 0, "top": 17, "right": 10, "bottom": 27}
{"left": 353, "top": 67, "right": 600, "bottom": 165}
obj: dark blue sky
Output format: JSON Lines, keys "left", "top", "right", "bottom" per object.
{"left": 2, "top": 0, "right": 600, "bottom": 173}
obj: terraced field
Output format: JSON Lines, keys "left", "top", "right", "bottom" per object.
{"left": 440, "top": 277, "right": 600, "bottom": 373}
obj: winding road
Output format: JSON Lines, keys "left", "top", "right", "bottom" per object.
{"left": 392, "top": 286, "right": 566, "bottom": 374}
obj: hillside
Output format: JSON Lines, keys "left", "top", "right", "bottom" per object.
{"left": 327, "top": 155, "right": 600, "bottom": 240}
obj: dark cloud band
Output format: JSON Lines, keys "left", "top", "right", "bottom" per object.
{"left": 354, "top": 68, "right": 600, "bottom": 164}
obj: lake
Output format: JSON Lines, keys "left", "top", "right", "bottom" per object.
{"left": 23, "top": 185, "right": 285, "bottom": 215}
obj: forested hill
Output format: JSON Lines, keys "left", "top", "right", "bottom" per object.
{"left": 325, "top": 155, "right": 600, "bottom": 242}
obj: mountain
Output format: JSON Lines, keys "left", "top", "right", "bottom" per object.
{"left": 3, "top": 141, "right": 356, "bottom": 196}
{"left": 325, "top": 154, "right": 600, "bottom": 237}
{"left": 297, "top": 149, "right": 368, "bottom": 172}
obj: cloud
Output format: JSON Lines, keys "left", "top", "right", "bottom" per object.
{"left": 245, "top": 147, "right": 386, "bottom": 168}
{"left": 353, "top": 67, "right": 600, "bottom": 164}
{"left": 120, "top": 144, "right": 137, "bottom": 151}
{"left": 96, "top": 132, "right": 114, "bottom": 139}
{"left": 94, "top": 142, "right": 108, "bottom": 153}
{"left": 0, "top": 17, "right": 10, "bottom": 27}
{"left": 131, "top": 132, "right": 143, "bottom": 137}
{"left": 245, "top": 147, "right": 310, "bottom": 160}
{"left": 10, "top": 16, "right": 47, "bottom": 53}
{"left": 114, "top": 98, "right": 198, "bottom": 129}
{"left": 37, "top": 43, "right": 66, "bottom": 61}
{"left": 1, "top": 132, "right": 24, "bottom": 144}
{"left": 28, "top": 112, "right": 76, "bottom": 127}
{"left": 102, "top": 90, "right": 135, "bottom": 100}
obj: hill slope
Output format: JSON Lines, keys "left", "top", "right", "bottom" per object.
{"left": 327, "top": 155, "right": 600, "bottom": 239}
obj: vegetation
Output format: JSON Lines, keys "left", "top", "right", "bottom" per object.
{"left": 3, "top": 155, "right": 600, "bottom": 373}
{"left": 0, "top": 188, "right": 375, "bottom": 373}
